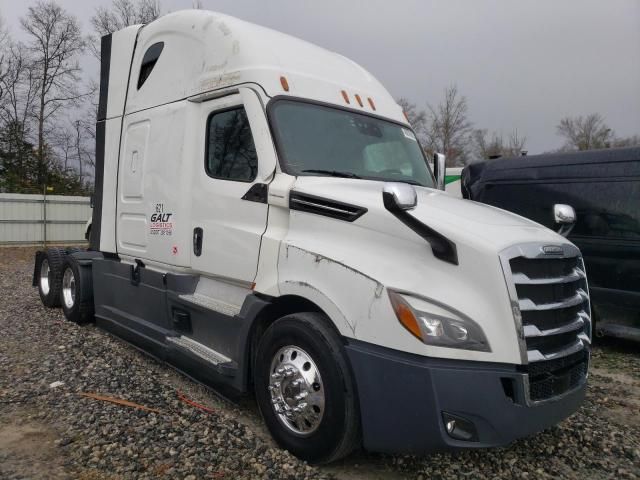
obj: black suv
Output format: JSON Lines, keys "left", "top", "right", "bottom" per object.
{"left": 462, "top": 147, "right": 640, "bottom": 342}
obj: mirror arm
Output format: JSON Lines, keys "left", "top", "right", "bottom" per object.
{"left": 433, "top": 153, "right": 446, "bottom": 191}
{"left": 383, "top": 190, "right": 458, "bottom": 265}
{"left": 557, "top": 224, "right": 575, "bottom": 238}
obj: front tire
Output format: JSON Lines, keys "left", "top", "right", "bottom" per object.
{"left": 254, "top": 313, "right": 360, "bottom": 463}
{"left": 37, "top": 248, "right": 64, "bottom": 307}
{"left": 60, "top": 255, "right": 94, "bottom": 324}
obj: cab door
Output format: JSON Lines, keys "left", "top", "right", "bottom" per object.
{"left": 190, "top": 88, "right": 276, "bottom": 283}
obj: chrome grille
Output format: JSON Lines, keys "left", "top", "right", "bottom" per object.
{"left": 500, "top": 243, "right": 591, "bottom": 403}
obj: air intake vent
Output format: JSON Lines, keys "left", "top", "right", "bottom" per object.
{"left": 289, "top": 192, "right": 367, "bottom": 222}
{"left": 500, "top": 243, "right": 591, "bottom": 403}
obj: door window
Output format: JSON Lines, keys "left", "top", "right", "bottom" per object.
{"left": 205, "top": 107, "right": 258, "bottom": 182}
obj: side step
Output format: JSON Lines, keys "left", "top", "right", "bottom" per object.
{"left": 178, "top": 293, "right": 242, "bottom": 317}
{"left": 596, "top": 323, "right": 640, "bottom": 342}
{"left": 166, "top": 335, "right": 237, "bottom": 377}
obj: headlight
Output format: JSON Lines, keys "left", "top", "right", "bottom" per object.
{"left": 388, "top": 290, "right": 490, "bottom": 352}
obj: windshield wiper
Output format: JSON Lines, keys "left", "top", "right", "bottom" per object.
{"left": 365, "top": 175, "right": 425, "bottom": 187}
{"left": 391, "top": 179, "right": 425, "bottom": 187}
{"left": 301, "top": 169, "right": 362, "bottom": 179}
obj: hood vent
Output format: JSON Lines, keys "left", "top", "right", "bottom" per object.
{"left": 289, "top": 191, "right": 367, "bottom": 222}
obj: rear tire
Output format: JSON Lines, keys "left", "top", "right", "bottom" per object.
{"left": 60, "top": 255, "right": 95, "bottom": 324}
{"left": 37, "top": 248, "right": 65, "bottom": 308}
{"left": 254, "top": 312, "right": 360, "bottom": 464}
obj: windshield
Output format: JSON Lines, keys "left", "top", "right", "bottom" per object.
{"left": 270, "top": 100, "right": 435, "bottom": 188}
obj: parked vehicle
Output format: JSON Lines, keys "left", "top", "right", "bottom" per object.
{"left": 462, "top": 147, "right": 640, "bottom": 342}
{"left": 33, "top": 10, "right": 591, "bottom": 463}
{"left": 444, "top": 166, "right": 463, "bottom": 197}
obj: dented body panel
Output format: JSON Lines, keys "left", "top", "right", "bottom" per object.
{"left": 266, "top": 176, "right": 576, "bottom": 364}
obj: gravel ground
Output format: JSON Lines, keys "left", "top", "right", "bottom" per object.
{"left": 1, "top": 246, "right": 639, "bottom": 480}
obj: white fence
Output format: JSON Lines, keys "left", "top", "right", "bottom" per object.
{"left": 0, "top": 193, "right": 91, "bottom": 245}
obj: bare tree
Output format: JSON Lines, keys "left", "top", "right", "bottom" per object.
{"left": 472, "top": 128, "right": 527, "bottom": 160}
{"left": 1, "top": 45, "right": 39, "bottom": 127}
{"left": 56, "top": 128, "right": 73, "bottom": 171}
{"left": 21, "top": 0, "right": 87, "bottom": 187}
{"left": 425, "top": 85, "right": 473, "bottom": 166}
{"left": 92, "top": 0, "right": 161, "bottom": 36}
{"left": 506, "top": 129, "right": 526, "bottom": 157}
{"left": 611, "top": 134, "right": 640, "bottom": 148}
{"left": 472, "top": 129, "right": 501, "bottom": 160}
{"left": 73, "top": 119, "right": 84, "bottom": 183}
{"left": 0, "top": 13, "right": 9, "bottom": 102}
{"left": 78, "top": 84, "right": 98, "bottom": 176}
{"left": 397, "top": 97, "right": 428, "bottom": 145}
{"left": 90, "top": 0, "right": 161, "bottom": 56}
{"left": 556, "top": 113, "right": 613, "bottom": 151}
{"left": 0, "top": 13, "right": 7, "bottom": 48}
{"left": 0, "top": 44, "right": 39, "bottom": 176}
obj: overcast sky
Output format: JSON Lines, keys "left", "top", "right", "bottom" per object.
{"left": 1, "top": 0, "right": 639, "bottom": 154}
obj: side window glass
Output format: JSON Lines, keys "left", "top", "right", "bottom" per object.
{"left": 137, "top": 42, "right": 164, "bottom": 89}
{"left": 206, "top": 107, "right": 258, "bottom": 182}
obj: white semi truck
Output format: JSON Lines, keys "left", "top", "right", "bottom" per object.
{"left": 33, "top": 10, "right": 591, "bottom": 463}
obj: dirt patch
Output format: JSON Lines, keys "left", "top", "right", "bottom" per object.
{"left": 0, "top": 421, "right": 68, "bottom": 479}
{"left": 590, "top": 368, "right": 640, "bottom": 428}
{"left": 0, "top": 246, "right": 40, "bottom": 268}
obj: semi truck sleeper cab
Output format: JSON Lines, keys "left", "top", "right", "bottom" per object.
{"left": 34, "top": 10, "right": 591, "bottom": 463}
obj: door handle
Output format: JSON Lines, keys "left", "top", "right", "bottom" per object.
{"left": 193, "top": 227, "right": 203, "bottom": 256}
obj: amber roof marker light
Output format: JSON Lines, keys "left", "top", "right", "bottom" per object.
{"left": 367, "top": 97, "right": 376, "bottom": 110}
{"left": 355, "top": 94, "right": 363, "bottom": 107}
{"left": 341, "top": 90, "right": 350, "bottom": 104}
{"left": 280, "top": 76, "right": 290, "bottom": 92}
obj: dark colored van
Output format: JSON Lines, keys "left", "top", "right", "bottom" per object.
{"left": 462, "top": 147, "right": 640, "bottom": 341}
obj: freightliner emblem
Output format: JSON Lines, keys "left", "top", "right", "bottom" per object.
{"left": 542, "top": 245, "right": 564, "bottom": 255}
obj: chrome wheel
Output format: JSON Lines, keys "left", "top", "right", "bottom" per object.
{"left": 39, "top": 259, "right": 50, "bottom": 295}
{"left": 62, "top": 267, "right": 76, "bottom": 309}
{"left": 268, "top": 345, "right": 325, "bottom": 436}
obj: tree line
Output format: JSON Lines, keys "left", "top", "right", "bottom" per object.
{"left": 1, "top": 0, "right": 638, "bottom": 193}
{"left": 0, "top": 0, "right": 160, "bottom": 194}
{"left": 399, "top": 86, "right": 640, "bottom": 167}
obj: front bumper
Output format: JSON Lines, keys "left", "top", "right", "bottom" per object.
{"left": 345, "top": 339, "right": 587, "bottom": 454}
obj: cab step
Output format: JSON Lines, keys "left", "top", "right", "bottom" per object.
{"left": 166, "top": 335, "right": 238, "bottom": 377}
{"left": 178, "top": 293, "right": 242, "bottom": 317}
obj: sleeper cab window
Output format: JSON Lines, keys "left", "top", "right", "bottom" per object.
{"left": 205, "top": 107, "right": 258, "bottom": 182}
{"left": 137, "top": 42, "right": 164, "bottom": 89}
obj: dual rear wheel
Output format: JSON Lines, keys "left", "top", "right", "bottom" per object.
{"left": 37, "top": 248, "right": 64, "bottom": 307}
{"left": 36, "top": 248, "right": 94, "bottom": 324}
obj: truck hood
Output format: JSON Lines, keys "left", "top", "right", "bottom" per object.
{"left": 290, "top": 176, "right": 560, "bottom": 252}
{"left": 281, "top": 176, "right": 577, "bottom": 364}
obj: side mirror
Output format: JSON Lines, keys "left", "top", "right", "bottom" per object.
{"left": 382, "top": 182, "right": 417, "bottom": 211}
{"left": 554, "top": 204, "right": 576, "bottom": 237}
{"left": 433, "top": 153, "right": 446, "bottom": 191}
